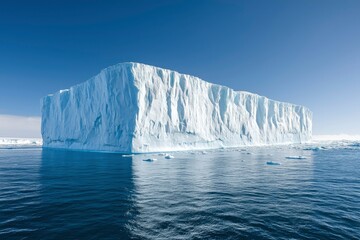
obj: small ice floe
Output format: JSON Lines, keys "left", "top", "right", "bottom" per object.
{"left": 303, "top": 146, "right": 325, "bottom": 151}
{"left": 122, "top": 154, "right": 134, "bottom": 157}
{"left": 201, "top": 151, "right": 207, "bottom": 155}
{"left": 266, "top": 161, "right": 280, "bottom": 166}
{"left": 158, "top": 153, "right": 166, "bottom": 156}
{"left": 164, "top": 154, "right": 174, "bottom": 159}
{"left": 285, "top": 156, "right": 307, "bottom": 160}
{"left": 143, "top": 158, "right": 157, "bottom": 162}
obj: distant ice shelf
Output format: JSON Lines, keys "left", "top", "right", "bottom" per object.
{"left": 41, "top": 62, "right": 312, "bottom": 153}
{"left": 0, "top": 138, "right": 42, "bottom": 149}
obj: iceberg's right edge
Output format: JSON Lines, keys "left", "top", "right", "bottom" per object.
{"left": 41, "top": 62, "right": 312, "bottom": 153}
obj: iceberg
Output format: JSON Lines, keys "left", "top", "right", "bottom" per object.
{"left": 41, "top": 62, "right": 312, "bottom": 153}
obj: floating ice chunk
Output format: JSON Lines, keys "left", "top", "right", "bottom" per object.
{"left": 122, "top": 154, "right": 134, "bottom": 157}
{"left": 266, "top": 161, "right": 280, "bottom": 166}
{"left": 143, "top": 158, "right": 157, "bottom": 162}
{"left": 165, "top": 154, "right": 174, "bottom": 159}
{"left": 285, "top": 156, "right": 307, "bottom": 160}
{"left": 201, "top": 151, "right": 207, "bottom": 155}
{"left": 158, "top": 153, "right": 166, "bottom": 156}
{"left": 303, "top": 146, "right": 325, "bottom": 151}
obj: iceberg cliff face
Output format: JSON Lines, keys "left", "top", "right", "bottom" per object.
{"left": 41, "top": 62, "right": 312, "bottom": 153}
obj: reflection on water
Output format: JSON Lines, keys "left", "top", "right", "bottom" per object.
{"left": 0, "top": 145, "right": 359, "bottom": 239}
{"left": 38, "top": 150, "right": 137, "bottom": 239}
{"left": 0, "top": 149, "right": 136, "bottom": 239}
{"left": 130, "top": 148, "right": 316, "bottom": 239}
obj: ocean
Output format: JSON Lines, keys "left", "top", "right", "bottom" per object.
{"left": 0, "top": 141, "right": 359, "bottom": 239}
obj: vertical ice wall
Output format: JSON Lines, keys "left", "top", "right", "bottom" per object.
{"left": 41, "top": 64, "right": 139, "bottom": 152}
{"left": 41, "top": 62, "right": 312, "bottom": 153}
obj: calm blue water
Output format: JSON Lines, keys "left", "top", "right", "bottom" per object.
{"left": 0, "top": 144, "right": 360, "bottom": 239}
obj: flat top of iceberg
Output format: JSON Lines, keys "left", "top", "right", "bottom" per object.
{"left": 43, "top": 62, "right": 310, "bottom": 111}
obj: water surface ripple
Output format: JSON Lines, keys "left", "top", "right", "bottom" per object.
{"left": 0, "top": 144, "right": 359, "bottom": 239}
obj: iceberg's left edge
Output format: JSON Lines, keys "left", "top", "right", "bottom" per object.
{"left": 41, "top": 63, "right": 139, "bottom": 153}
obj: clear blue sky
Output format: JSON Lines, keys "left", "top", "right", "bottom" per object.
{"left": 0, "top": 0, "right": 359, "bottom": 135}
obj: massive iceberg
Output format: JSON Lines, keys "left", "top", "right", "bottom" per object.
{"left": 41, "top": 62, "right": 312, "bottom": 153}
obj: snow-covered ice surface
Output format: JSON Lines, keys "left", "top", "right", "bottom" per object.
{"left": 0, "top": 138, "right": 42, "bottom": 149}
{"left": 41, "top": 62, "right": 312, "bottom": 153}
